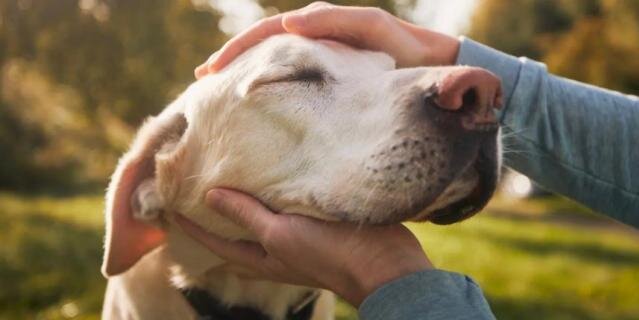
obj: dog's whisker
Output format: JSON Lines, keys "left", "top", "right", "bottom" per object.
{"left": 499, "top": 124, "right": 530, "bottom": 139}
{"left": 184, "top": 173, "right": 209, "bottom": 181}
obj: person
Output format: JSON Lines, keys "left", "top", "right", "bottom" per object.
{"left": 177, "top": 3, "right": 639, "bottom": 319}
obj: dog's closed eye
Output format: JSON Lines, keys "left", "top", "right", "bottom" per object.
{"left": 279, "top": 68, "right": 325, "bottom": 83}
{"left": 249, "top": 67, "right": 329, "bottom": 92}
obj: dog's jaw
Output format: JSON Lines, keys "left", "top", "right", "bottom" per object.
{"left": 116, "top": 34, "right": 502, "bottom": 320}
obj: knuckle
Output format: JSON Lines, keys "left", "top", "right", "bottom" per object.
{"left": 368, "top": 7, "right": 387, "bottom": 17}
{"left": 367, "top": 8, "right": 392, "bottom": 33}
{"left": 260, "top": 219, "right": 285, "bottom": 245}
{"left": 309, "top": 3, "right": 337, "bottom": 17}
{"left": 260, "top": 222, "right": 279, "bottom": 243}
{"left": 308, "top": 1, "right": 331, "bottom": 9}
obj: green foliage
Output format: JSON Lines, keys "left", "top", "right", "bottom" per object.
{"left": 469, "top": 0, "right": 639, "bottom": 94}
{"left": 1, "top": 0, "right": 637, "bottom": 191}
{"left": 1, "top": 2, "right": 637, "bottom": 319}
{"left": 1, "top": 193, "right": 638, "bottom": 319}
{"left": 0, "top": 0, "right": 225, "bottom": 192}
{"left": 0, "top": 0, "right": 408, "bottom": 192}
{"left": 0, "top": 193, "right": 105, "bottom": 319}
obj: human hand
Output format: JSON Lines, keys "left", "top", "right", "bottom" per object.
{"left": 194, "top": 2, "right": 460, "bottom": 78}
{"left": 175, "top": 188, "right": 432, "bottom": 306}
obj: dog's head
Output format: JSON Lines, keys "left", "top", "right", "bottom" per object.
{"left": 102, "top": 35, "right": 502, "bottom": 276}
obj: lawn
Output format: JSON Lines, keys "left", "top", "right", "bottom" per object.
{"left": 1, "top": 193, "right": 638, "bottom": 320}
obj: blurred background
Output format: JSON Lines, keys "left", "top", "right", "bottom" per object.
{"left": 1, "top": 0, "right": 638, "bottom": 319}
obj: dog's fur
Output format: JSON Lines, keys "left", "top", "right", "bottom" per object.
{"left": 101, "top": 35, "right": 501, "bottom": 319}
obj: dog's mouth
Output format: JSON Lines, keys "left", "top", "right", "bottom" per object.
{"left": 426, "top": 141, "right": 499, "bottom": 225}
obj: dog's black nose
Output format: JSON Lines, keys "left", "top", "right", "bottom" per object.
{"left": 426, "top": 67, "right": 503, "bottom": 131}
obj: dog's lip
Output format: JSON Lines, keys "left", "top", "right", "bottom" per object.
{"left": 426, "top": 143, "right": 498, "bottom": 225}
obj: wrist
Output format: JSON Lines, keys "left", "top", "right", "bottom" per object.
{"left": 339, "top": 252, "right": 433, "bottom": 306}
{"left": 413, "top": 27, "right": 461, "bottom": 66}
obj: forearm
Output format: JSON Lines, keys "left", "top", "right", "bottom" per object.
{"left": 456, "top": 37, "right": 639, "bottom": 227}
{"left": 358, "top": 269, "right": 495, "bottom": 320}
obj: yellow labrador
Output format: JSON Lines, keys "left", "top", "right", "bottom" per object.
{"left": 101, "top": 34, "right": 502, "bottom": 320}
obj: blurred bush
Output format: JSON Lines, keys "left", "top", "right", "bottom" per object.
{"left": 470, "top": 0, "right": 639, "bottom": 94}
{"left": 0, "top": 0, "right": 225, "bottom": 192}
{"left": 0, "top": 0, "right": 409, "bottom": 193}
{"left": 1, "top": 0, "right": 637, "bottom": 193}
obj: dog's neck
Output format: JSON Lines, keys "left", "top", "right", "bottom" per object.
{"left": 161, "top": 225, "right": 317, "bottom": 320}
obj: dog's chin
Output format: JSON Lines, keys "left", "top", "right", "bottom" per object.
{"left": 422, "top": 147, "right": 499, "bottom": 225}
{"left": 319, "top": 169, "right": 497, "bottom": 226}
{"left": 354, "top": 144, "right": 499, "bottom": 226}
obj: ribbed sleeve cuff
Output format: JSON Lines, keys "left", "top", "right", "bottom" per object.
{"left": 455, "top": 36, "right": 524, "bottom": 122}
{"left": 358, "top": 269, "right": 495, "bottom": 320}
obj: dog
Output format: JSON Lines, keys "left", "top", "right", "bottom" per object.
{"left": 101, "top": 34, "right": 502, "bottom": 319}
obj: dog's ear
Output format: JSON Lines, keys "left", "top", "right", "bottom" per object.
{"left": 102, "top": 112, "right": 187, "bottom": 277}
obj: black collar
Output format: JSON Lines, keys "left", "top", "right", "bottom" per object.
{"left": 180, "top": 287, "right": 318, "bottom": 320}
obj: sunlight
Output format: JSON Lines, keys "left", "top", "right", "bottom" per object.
{"left": 209, "top": 0, "right": 478, "bottom": 36}
{"left": 209, "top": 0, "right": 265, "bottom": 35}
{"left": 409, "top": 0, "right": 479, "bottom": 35}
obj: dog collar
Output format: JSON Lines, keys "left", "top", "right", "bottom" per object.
{"left": 180, "top": 287, "right": 318, "bottom": 320}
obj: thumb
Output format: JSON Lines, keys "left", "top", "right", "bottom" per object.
{"left": 174, "top": 213, "right": 268, "bottom": 268}
{"left": 206, "top": 189, "right": 278, "bottom": 239}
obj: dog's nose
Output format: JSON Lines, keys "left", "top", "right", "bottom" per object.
{"left": 429, "top": 67, "right": 503, "bottom": 131}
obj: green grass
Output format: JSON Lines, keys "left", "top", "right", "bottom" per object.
{"left": 1, "top": 193, "right": 638, "bottom": 320}
{"left": 0, "top": 193, "right": 105, "bottom": 320}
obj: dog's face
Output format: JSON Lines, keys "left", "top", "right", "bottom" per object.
{"left": 102, "top": 35, "right": 501, "bottom": 275}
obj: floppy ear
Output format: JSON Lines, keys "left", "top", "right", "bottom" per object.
{"left": 102, "top": 112, "right": 187, "bottom": 277}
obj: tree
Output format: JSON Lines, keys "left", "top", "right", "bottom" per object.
{"left": 0, "top": 0, "right": 414, "bottom": 192}
{"left": 0, "top": 0, "right": 224, "bottom": 191}
{"left": 469, "top": 0, "right": 639, "bottom": 94}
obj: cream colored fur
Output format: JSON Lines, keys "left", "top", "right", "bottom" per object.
{"left": 102, "top": 35, "right": 500, "bottom": 319}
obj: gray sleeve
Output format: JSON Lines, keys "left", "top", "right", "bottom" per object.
{"left": 456, "top": 37, "right": 639, "bottom": 227}
{"left": 358, "top": 269, "right": 495, "bottom": 320}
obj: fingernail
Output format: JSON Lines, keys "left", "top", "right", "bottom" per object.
{"left": 284, "top": 14, "right": 307, "bottom": 30}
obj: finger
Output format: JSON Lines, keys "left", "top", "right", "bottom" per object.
{"left": 194, "top": 63, "right": 208, "bottom": 79}
{"left": 194, "top": 52, "right": 220, "bottom": 79}
{"left": 209, "top": 14, "right": 286, "bottom": 72}
{"left": 205, "top": 188, "right": 280, "bottom": 239}
{"left": 282, "top": 6, "right": 387, "bottom": 45}
{"left": 175, "top": 214, "right": 268, "bottom": 268}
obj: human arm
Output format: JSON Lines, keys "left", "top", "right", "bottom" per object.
{"left": 176, "top": 189, "right": 495, "bottom": 319}
{"left": 196, "top": 2, "right": 639, "bottom": 225}
{"left": 359, "top": 270, "right": 494, "bottom": 320}
{"left": 189, "top": 4, "right": 638, "bottom": 319}
{"left": 455, "top": 38, "right": 639, "bottom": 227}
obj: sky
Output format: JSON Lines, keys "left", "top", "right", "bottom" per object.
{"left": 209, "top": 0, "right": 479, "bottom": 36}
{"left": 408, "top": 0, "right": 479, "bottom": 35}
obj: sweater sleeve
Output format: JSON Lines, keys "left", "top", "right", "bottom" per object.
{"left": 456, "top": 37, "right": 639, "bottom": 227}
{"left": 360, "top": 38, "right": 639, "bottom": 320}
{"left": 358, "top": 269, "right": 495, "bottom": 320}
